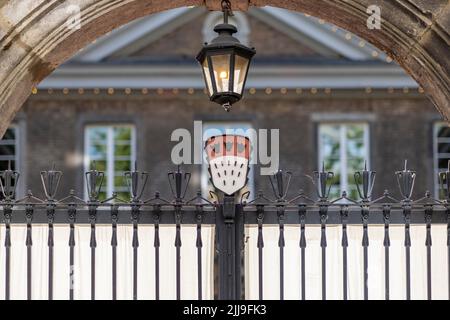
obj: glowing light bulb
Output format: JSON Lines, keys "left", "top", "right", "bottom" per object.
{"left": 219, "top": 71, "right": 228, "bottom": 79}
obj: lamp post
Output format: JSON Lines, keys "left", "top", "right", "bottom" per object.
{"left": 196, "top": 0, "right": 255, "bottom": 111}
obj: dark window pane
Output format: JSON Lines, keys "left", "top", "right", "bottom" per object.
{"left": 2, "top": 128, "right": 15, "bottom": 140}
{"left": 438, "top": 143, "right": 450, "bottom": 154}
{"left": 0, "top": 144, "right": 15, "bottom": 156}
{"left": 439, "top": 158, "right": 450, "bottom": 169}
{"left": 438, "top": 125, "right": 450, "bottom": 138}
{"left": 0, "top": 161, "right": 15, "bottom": 171}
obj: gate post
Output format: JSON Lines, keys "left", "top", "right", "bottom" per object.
{"left": 217, "top": 195, "right": 244, "bottom": 300}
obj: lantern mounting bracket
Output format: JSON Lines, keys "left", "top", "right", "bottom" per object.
{"left": 221, "top": 0, "right": 234, "bottom": 23}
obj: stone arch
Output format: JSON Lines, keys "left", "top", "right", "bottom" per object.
{"left": 0, "top": 0, "right": 448, "bottom": 136}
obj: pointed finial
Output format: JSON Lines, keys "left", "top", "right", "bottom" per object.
{"left": 364, "top": 160, "right": 367, "bottom": 171}
{"left": 7, "top": 160, "right": 11, "bottom": 171}
{"left": 395, "top": 160, "right": 416, "bottom": 200}
{"left": 322, "top": 161, "right": 325, "bottom": 172}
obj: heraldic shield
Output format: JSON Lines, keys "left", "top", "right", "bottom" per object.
{"left": 204, "top": 134, "right": 250, "bottom": 195}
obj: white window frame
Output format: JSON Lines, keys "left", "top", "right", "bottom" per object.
{"left": 433, "top": 121, "right": 450, "bottom": 198}
{"left": 318, "top": 122, "right": 370, "bottom": 196}
{"left": 201, "top": 121, "right": 255, "bottom": 200}
{"left": 84, "top": 124, "right": 136, "bottom": 199}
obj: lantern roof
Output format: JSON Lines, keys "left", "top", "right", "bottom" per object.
{"left": 196, "top": 23, "right": 255, "bottom": 63}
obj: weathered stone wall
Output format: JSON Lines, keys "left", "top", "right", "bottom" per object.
{"left": 0, "top": 0, "right": 448, "bottom": 139}
{"left": 18, "top": 91, "right": 439, "bottom": 201}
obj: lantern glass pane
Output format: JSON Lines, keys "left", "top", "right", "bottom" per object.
{"left": 211, "top": 54, "right": 231, "bottom": 93}
{"left": 202, "top": 58, "right": 214, "bottom": 96}
{"left": 234, "top": 55, "right": 249, "bottom": 95}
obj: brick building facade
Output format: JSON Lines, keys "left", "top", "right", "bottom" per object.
{"left": 1, "top": 7, "right": 445, "bottom": 202}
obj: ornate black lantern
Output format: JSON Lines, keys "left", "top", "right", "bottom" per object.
{"left": 196, "top": 0, "right": 255, "bottom": 111}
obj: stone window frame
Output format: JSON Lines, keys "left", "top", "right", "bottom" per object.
{"left": 433, "top": 121, "right": 450, "bottom": 198}
{"left": 0, "top": 114, "right": 27, "bottom": 198}
{"left": 84, "top": 123, "right": 137, "bottom": 200}
{"left": 0, "top": 125, "right": 19, "bottom": 169}
{"left": 316, "top": 120, "right": 371, "bottom": 199}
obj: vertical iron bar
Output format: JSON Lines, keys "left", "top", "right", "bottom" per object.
{"left": 89, "top": 205, "right": 97, "bottom": 300}
{"left": 404, "top": 204, "right": 411, "bottom": 300}
{"left": 383, "top": 205, "right": 391, "bottom": 300}
{"left": 257, "top": 205, "right": 264, "bottom": 300}
{"left": 196, "top": 207, "right": 203, "bottom": 300}
{"left": 227, "top": 223, "right": 233, "bottom": 299}
{"left": 340, "top": 206, "right": 348, "bottom": 301}
{"left": 4, "top": 205, "right": 11, "bottom": 300}
{"left": 236, "top": 204, "right": 244, "bottom": 300}
{"left": 132, "top": 204, "right": 140, "bottom": 300}
{"left": 218, "top": 195, "right": 241, "bottom": 300}
{"left": 25, "top": 204, "right": 33, "bottom": 300}
{"left": 47, "top": 204, "right": 55, "bottom": 300}
{"left": 153, "top": 205, "right": 161, "bottom": 300}
{"left": 425, "top": 205, "right": 433, "bottom": 300}
{"left": 278, "top": 207, "right": 285, "bottom": 300}
{"left": 319, "top": 205, "right": 328, "bottom": 300}
{"left": 111, "top": 205, "right": 118, "bottom": 301}
{"left": 299, "top": 205, "right": 306, "bottom": 300}
{"left": 362, "top": 206, "right": 369, "bottom": 300}
{"left": 175, "top": 205, "right": 182, "bottom": 300}
{"left": 68, "top": 204, "right": 76, "bottom": 301}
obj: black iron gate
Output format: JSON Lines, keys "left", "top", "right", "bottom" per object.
{"left": 1, "top": 162, "right": 450, "bottom": 300}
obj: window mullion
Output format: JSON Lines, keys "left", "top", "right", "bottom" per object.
{"left": 340, "top": 125, "right": 348, "bottom": 195}
{"left": 107, "top": 127, "right": 115, "bottom": 198}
